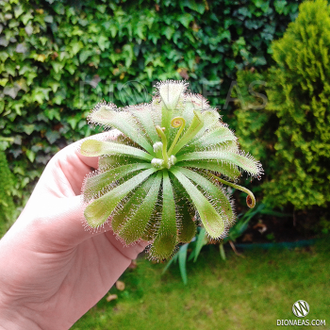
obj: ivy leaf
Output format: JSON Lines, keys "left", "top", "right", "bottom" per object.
{"left": 51, "top": 62, "right": 64, "bottom": 74}
{"left": 79, "top": 50, "right": 93, "bottom": 64}
{"left": 25, "top": 149, "right": 36, "bottom": 163}
{"left": 23, "top": 124, "right": 35, "bottom": 135}
{"left": 163, "top": 26, "right": 175, "bottom": 40}
{"left": 24, "top": 24, "right": 33, "bottom": 36}
{"left": 274, "top": 0, "right": 287, "bottom": 14}
{"left": 177, "top": 13, "right": 194, "bottom": 28}
{"left": 15, "top": 43, "right": 28, "bottom": 53}
{"left": 70, "top": 41, "right": 83, "bottom": 56}
{"left": 14, "top": 5, "right": 24, "bottom": 19}
{"left": 0, "top": 78, "right": 8, "bottom": 87}
{"left": 45, "top": 130, "right": 60, "bottom": 144}
{"left": 0, "top": 37, "right": 9, "bottom": 47}
{"left": 21, "top": 12, "right": 34, "bottom": 25}
{"left": 97, "top": 35, "right": 109, "bottom": 51}
{"left": 180, "top": 0, "right": 206, "bottom": 14}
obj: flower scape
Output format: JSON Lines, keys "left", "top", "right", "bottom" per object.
{"left": 80, "top": 80, "right": 263, "bottom": 261}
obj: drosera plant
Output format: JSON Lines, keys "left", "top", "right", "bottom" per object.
{"left": 79, "top": 80, "right": 263, "bottom": 261}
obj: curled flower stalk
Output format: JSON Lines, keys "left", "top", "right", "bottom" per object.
{"left": 80, "top": 80, "right": 263, "bottom": 260}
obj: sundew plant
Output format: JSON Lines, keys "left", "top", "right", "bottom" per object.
{"left": 80, "top": 81, "right": 263, "bottom": 260}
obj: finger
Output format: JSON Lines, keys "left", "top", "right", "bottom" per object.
{"left": 53, "top": 130, "right": 122, "bottom": 195}
{"left": 39, "top": 195, "right": 148, "bottom": 254}
{"left": 74, "top": 130, "right": 122, "bottom": 169}
{"left": 34, "top": 131, "right": 121, "bottom": 197}
{"left": 27, "top": 195, "right": 110, "bottom": 247}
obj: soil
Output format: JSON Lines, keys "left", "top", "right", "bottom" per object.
{"left": 233, "top": 197, "right": 327, "bottom": 244}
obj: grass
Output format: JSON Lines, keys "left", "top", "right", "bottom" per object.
{"left": 72, "top": 238, "right": 329, "bottom": 330}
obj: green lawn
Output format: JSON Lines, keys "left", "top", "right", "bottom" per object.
{"left": 72, "top": 239, "right": 329, "bottom": 330}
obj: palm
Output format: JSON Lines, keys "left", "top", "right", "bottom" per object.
{"left": 0, "top": 133, "right": 145, "bottom": 329}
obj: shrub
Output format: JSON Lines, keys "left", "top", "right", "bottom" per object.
{"left": 234, "top": 0, "right": 330, "bottom": 210}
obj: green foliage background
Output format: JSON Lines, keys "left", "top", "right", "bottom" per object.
{"left": 0, "top": 149, "right": 15, "bottom": 236}
{"left": 234, "top": 0, "right": 330, "bottom": 210}
{"left": 0, "top": 0, "right": 301, "bottom": 218}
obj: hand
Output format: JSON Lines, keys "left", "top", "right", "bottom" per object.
{"left": 0, "top": 132, "right": 147, "bottom": 330}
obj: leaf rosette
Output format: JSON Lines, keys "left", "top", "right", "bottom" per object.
{"left": 80, "top": 80, "right": 263, "bottom": 260}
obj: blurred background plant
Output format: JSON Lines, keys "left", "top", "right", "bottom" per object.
{"left": 0, "top": 137, "right": 16, "bottom": 236}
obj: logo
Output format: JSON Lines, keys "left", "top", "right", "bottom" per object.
{"left": 292, "top": 300, "right": 310, "bottom": 318}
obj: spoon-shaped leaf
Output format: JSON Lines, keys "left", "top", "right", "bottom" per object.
{"left": 150, "top": 170, "right": 178, "bottom": 260}
{"left": 177, "top": 150, "right": 261, "bottom": 176}
{"left": 88, "top": 104, "right": 153, "bottom": 153}
{"left": 84, "top": 168, "right": 156, "bottom": 227}
{"left": 80, "top": 139, "right": 153, "bottom": 161}
{"left": 170, "top": 167, "right": 225, "bottom": 239}
{"left": 118, "top": 172, "right": 162, "bottom": 244}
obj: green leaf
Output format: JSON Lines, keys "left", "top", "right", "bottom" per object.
{"left": 177, "top": 13, "right": 194, "bottom": 28}
{"left": 79, "top": 50, "right": 93, "bottom": 64}
{"left": 21, "top": 12, "right": 33, "bottom": 25}
{"left": 70, "top": 41, "right": 83, "bottom": 56}
{"left": 163, "top": 26, "right": 175, "bottom": 40}
{"left": 179, "top": 167, "right": 235, "bottom": 226}
{"left": 178, "top": 243, "right": 189, "bottom": 285}
{"left": 83, "top": 163, "right": 151, "bottom": 202}
{"left": 150, "top": 170, "right": 177, "bottom": 260}
{"left": 170, "top": 167, "right": 225, "bottom": 239}
{"left": 171, "top": 111, "right": 204, "bottom": 155}
{"left": 84, "top": 168, "right": 156, "bottom": 227}
{"left": 181, "top": 0, "right": 206, "bottom": 14}
{"left": 177, "top": 150, "right": 261, "bottom": 176}
{"left": 25, "top": 149, "right": 35, "bottom": 163}
{"left": 80, "top": 139, "right": 153, "bottom": 161}
{"left": 122, "top": 44, "right": 134, "bottom": 68}
{"left": 51, "top": 62, "right": 64, "bottom": 74}
{"left": 97, "top": 35, "right": 109, "bottom": 51}
{"left": 22, "top": 124, "right": 35, "bottom": 135}
{"left": 111, "top": 183, "right": 148, "bottom": 232}
{"left": 179, "top": 160, "right": 241, "bottom": 179}
{"left": 48, "top": 81, "right": 60, "bottom": 93}
{"left": 111, "top": 173, "right": 157, "bottom": 232}
{"left": 118, "top": 172, "right": 162, "bottom": 244}
{"left": 88, "top": 104, "right": 153, "bottom": 153}
{"left": 193, "top": 228, "right": 207, "bottom": 262}
{"left": 177, "top": 201, "right": 196, "bottom": 243}
{"left": 219, "top": 243, "right": 226, "bottom": 261}
{"left": 14, "top": 5, "right": 24, "bottom": 19}
{"left": 45, "top": 130, "right": 60, "bottom": 144}
{"left": 130, "top": 106, "right": 160, "bottom": 144}
{"left": 186, "top": 130, "right": 238, "bottom": 154}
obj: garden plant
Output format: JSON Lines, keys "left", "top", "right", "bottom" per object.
{"left": 80, "top": 80, "right": 262, "bottom": 260}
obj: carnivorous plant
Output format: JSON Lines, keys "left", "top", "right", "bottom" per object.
{"left": 80, "top": 80, "right": 262, "bottom": 260}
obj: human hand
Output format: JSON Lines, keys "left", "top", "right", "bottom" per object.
{"left": 0, "top": 132, "right": 147, "bottom": 330}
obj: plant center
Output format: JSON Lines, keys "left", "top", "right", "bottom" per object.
{"left": 151, "top": 116, "right": 186, "bottom": 170}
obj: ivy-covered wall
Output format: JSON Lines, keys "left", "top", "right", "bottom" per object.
{"left": 0, "top": 0, "right": 300, "bottom": 205}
